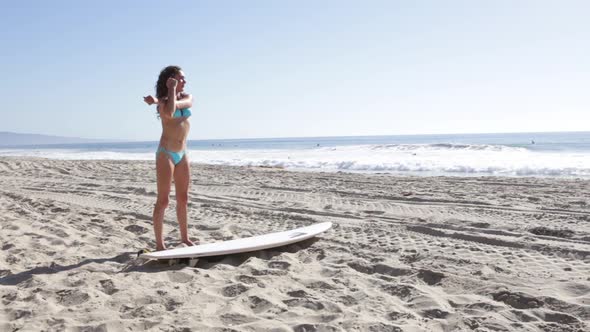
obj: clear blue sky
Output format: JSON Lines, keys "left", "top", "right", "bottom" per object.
{"left": 1, "top": 1, "right": 588, "bottom": 140}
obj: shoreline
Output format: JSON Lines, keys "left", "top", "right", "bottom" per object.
{"left": 0, "top": 156, "right": 588, "bottom": 180}
{"left": 1, "top": 158, "right": 589, "bottom": 331}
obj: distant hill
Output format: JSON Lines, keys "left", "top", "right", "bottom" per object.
{"left": 0, "top": 131, "right": 112, "bottom": 147}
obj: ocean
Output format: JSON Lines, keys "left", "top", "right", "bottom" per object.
{"left": 1, "top": 132, "right": 589, "bottom": 178}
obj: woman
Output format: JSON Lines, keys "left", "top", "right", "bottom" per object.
{"left": 144, "top": 65, "right": 196, "bottom": 251}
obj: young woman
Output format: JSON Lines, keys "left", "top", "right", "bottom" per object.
{"left": 144, "top": 65, "right": 196, "bottom": 250}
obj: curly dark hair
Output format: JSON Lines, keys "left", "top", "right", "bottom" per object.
{"left": 155, "top": 65, "right": 182, "bottom": 99}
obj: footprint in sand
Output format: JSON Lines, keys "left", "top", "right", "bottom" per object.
{"left": 2, "top": 243, "right": 15, "bottom": 250}
{"left": 381, "top": 284, "right": 420, "bottom": 301}
{"left": 99, "top": 279, "right": 119, "bottom": 295}
{"left": 124, "top": 224, "right": 149, "bottom": 235}
{"left": 221, "top": 284, "right": 249, "bottom": 297}
{"left": 348, "top": 261, "right": 412, "bottom": 277}
{"left": 283, "top": 298, "right": 325, "bottom": 311}
{"left": 1, "top": 291, "right": 17, "bottom": 304}
{"left": 234, "top": 275, "right": 256, "bottom": 284}
{"left": 421, "top": 309, "right": 450, "bottom": 319}
{"left": 366, "top": 323, "right": 403, "bottom": 332}
{"left": 164, "top": 298, "right": 183, "bottom": 312}
{"left": 287, "top": 290, "right": 309, "bottom": 298}
{"left": 247, "top": 295, "right": 274, "bottom": 314}
{"left": 417, "top": 269, "right": 445, "bottom": 285}
{"left": 251, "top": 268, "right": 288, "bottom": 277}
{"left": 338, "top": 295, "right": 358, "bottom": 307}
{"left": 166, "top": 271, "right": 193, "bottom": 284}
{"left": 386, "top": 311, "right": 415, "bottom": 321}
{"left": 9, "top": 309, "right": 32, "bottom": 320}
{"left": 219, "top": 312, "right": 257, "bottom": 326}
{"left": 79, "top": 323, "right": 108, "bottom": 331}
{"left": 55, "top": 289, "right": 90, "bottom": 306}
{"left": 46, "top": 318, "right": 66, "bottom": 329}
{"left": 305, "top": 280, "right": 338, "bottom": 291}
{"left": 492, "top": 291, "right": 543, "bottom": 309}
{"left": 6, "top": 255, "right": 19, "bottom": 264}
{"left": 50, "top": 207, "right": 70, "bottom": 213}
{"left": 268, "top": 261, "right": 291, "bottom": 270}
{"left": 292, "top": 324, "right": 341, "bottom": 332}
{"left": 541, "top": 312, "right": 581, "bottom": 325}
{"left": 509, "top": 309, "right": 539, "bottom": 322}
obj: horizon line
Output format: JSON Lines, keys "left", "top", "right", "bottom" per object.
{"left": 2, "top": 130, "right": 589, "bottom": 145}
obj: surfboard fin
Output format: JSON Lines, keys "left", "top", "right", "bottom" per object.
{"left": 137, "top": 249, "right": 151, "bottom": 259}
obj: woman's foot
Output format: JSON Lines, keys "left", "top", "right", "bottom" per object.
{"left": 182, "top": 239, "right": 198, "bottom": 246}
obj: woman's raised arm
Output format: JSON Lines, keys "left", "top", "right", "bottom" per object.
{"left": 175, "top": 93, "right": 193, "bottom": 109}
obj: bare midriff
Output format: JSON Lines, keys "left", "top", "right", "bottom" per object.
{"left": 159, "top": 117, "right": 190, "bottom": 151}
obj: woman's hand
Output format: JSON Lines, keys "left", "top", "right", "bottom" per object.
{"left": 143, "top": 95, "right": 157, "bottom": 105}
{"left": 166, "top": 77, "right": 178, "bottom": 89}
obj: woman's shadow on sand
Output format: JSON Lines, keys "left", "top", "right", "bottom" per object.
{"left": 0, "top": 253, "right": 133, "bottom": 286}
{"left": 0, "top": 238, "right": 320, "bottom": 284}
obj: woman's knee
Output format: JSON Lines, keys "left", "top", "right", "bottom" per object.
{"left": 176, "top": 192, "right": 189, "bottom": 206}
{"left": 156, "top": 195, "right": 170, "bottom": 209}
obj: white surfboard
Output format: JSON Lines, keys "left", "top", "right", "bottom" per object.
{"left": 140, "top": 222, "right": 332, "bottom": 260}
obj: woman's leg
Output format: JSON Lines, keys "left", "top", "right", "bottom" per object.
{"left": 173, "top": 154, "right": 195, "bottom": 246}
{"left": 153, "top": 152, "right": 174, "bottom": 250}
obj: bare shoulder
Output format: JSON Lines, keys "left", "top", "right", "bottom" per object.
{"left": 178, "top": 92, "right": 192, "bottom": 100}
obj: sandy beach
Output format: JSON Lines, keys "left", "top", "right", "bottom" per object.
{"left": 1, "top": 157, "right": 589, "bottom": 331}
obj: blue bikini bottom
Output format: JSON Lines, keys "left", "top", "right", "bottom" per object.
{"left": 156, "top": 146, "right": 186, "bottom": 165}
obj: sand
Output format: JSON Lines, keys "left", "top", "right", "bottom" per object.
{"left": 0, "top": 157, "right": 589, "bottom": 332}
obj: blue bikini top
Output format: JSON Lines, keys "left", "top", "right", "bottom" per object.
{"left": 173, "top": 108, "right": 192, "bottom": 118}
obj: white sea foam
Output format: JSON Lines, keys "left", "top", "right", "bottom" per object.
{"left": 1, "top": 143, "right": 589, "bottom": 178}
{"left": 188, "top": 144, "right": 590, "bottom": 178}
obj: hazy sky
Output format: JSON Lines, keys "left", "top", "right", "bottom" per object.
{"left": 1, "top": 1, "right": 588, "bottom": 140}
